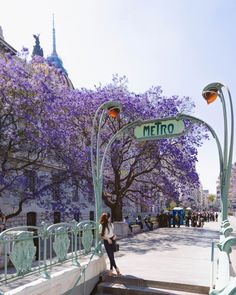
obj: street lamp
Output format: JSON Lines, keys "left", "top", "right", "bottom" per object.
{"left": 202, "top": 82, "right": 234, "bottom": 222}
{"left": 90, "top": 101, "right": 121, "bottom": 248}
{"left": 175, "top": 104, "right": 234, "bottom": 293}
{"left": 91, "top": 101, "right": 142, "bottom": 249}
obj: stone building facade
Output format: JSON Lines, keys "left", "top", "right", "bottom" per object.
{"left": 0, "top": 26, "right": 96, "bottom": 228}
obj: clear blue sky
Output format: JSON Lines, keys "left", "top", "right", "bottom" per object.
{"left": 1, "top": 0, "right": 236, "bottom": 194}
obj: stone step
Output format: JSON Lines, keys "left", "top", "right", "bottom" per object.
{"left": 96, "top": 281, "right": 208, "bottom": 295}
{"left": 100, "top": 275, "right": 209, "bottom": 294}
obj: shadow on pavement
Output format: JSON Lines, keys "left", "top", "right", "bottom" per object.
{"left": 117, "top": 226, "right": 220, "bottom": 255}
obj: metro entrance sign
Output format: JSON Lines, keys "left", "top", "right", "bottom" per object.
{"left": 134, "top": 118, "right": 185, "bottom": 140}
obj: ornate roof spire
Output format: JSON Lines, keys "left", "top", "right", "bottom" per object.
{"left": 52, "top": 14, "right": 57, "bottom": 56}
{"left": 47, "top": 14, "right": 68, "bottom": 76}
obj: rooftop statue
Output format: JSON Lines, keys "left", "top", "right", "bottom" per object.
{"left": 32, "top": 34, "right": 44, "bottom": 57}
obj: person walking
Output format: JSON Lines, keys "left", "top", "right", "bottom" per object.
{"left": 167, "top": 212, "right": 173, "bottom": 228}
{"left": 176, "top": 213, "right": 181, "bottom": 228}
{"left": 144, "top": 214, "right": 153, "bottom": 231}
{"left": 124, "top": 216, "right": 133, "bottom": 233}
{"left": 99, "top": 212, "right": 121, "bottom": 276}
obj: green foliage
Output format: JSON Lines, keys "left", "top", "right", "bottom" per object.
{"left": 208, "top": 194, "right": 216, "bottom": 203}
{"left": 167, "top": 201, "right": 177, "bottom": 211}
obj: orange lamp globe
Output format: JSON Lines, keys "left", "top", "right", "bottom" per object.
{"left": 202, "top": 89, "right": 218, "bottom": 104}
{"left": 108, "top": 107, "right": 120, "bottom": 119}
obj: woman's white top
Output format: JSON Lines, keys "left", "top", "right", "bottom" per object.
{"left": 99, "top": 223, "right": 114, "bottom": 239}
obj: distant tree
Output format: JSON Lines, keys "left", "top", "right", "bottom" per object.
{"left": 0, "top": 51, "right": 207, "bottom": 223}
{"left": 208, "top": 194, "right": 216, "bottom": 203}
{"left": 168, "top": 201, "right": 177, "bottom": 211}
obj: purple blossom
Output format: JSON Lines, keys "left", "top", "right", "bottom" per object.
{"left": 0, "top": 53, "right": 207, "bottom": 221}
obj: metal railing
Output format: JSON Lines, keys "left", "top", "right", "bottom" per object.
{"left": 0, "top": 220, "right": 99, "bottom": 286}
{"left": 210, "top": 220, "right": 236, "bottom": 295}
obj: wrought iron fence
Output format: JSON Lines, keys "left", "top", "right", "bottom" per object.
{"left": 0, "top": 220, "right": 98, "bottom": 285}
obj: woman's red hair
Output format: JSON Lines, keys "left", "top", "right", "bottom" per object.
{"left": 100, "top": 213, "right": 109, "bottom": 237}
{"left": 100, "top": 213, "right": 107, "bottom": 224}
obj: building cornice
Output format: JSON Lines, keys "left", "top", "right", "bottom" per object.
{"left": 0, "top": 36, "right": 17, "bottom": 55}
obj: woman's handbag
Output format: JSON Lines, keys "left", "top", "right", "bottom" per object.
{"left": 112, "top": 240, "right": 119, "bottom": 252}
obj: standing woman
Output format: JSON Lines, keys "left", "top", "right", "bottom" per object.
{"left": 99, "top": 213, "right": 120, "bottom": 276}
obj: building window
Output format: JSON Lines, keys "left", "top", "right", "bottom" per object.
{"left": 24, "top": 170, "right": 36, "bottom": 193}
{"left": 52, "top": 175, "right": 60, "bottom": 201}
{"left": 72, "top": 183, "right": 79, "bottom": 202}
{"left": 89, "top": 211, "right": 95, "bottom": 221}
{"left": 54, "top": 211, "right": 61, "bottom": 224}
{"left": 27, "top": 212, "right": 37, "bottom": 226}
{"left": 74, "top": 212, "right": 80, "bottom": 222}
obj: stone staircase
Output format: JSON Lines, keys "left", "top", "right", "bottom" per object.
{"left": 92, "top": 274, "right": 210, "bottom": 295}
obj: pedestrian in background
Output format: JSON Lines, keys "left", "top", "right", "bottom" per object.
{"left": 167, "top": 212, "right": 172, "bottom": 228}
{"left": 144, "top": 214, "right": 153, "bottom": 231}
{"left": 176, "top": 213, "right": 181, "bottom": 228}
{"left": 124, "top": 216, "right": 133, "bottom": 233}
{"left": 99, "top": 212, "right": 120, "bottom": 276}
{"left": 136, "top": 215, "right": 143, "bottom": 229}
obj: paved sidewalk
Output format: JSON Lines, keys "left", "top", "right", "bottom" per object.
{"left": 105, "top": 221, "right": 221, "bottom": 288}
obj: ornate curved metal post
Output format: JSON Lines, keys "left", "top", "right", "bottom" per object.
{"left": 201, "top": 82, "right": 235, "bottom": 294}
{"left": 218, "top": 87, "right": 234, "bottom": 222}
{"left": 40, "top": 222, "right": 50, "bottom": 279}
{"left": 176, "top": 114, "right": 223, "bottom": 178}
{"left": 91, "top": 108, "right": 105, "bottom": 250}
{"left": 202, "top": 83, "right": 234, "bottom": 223}
{"left": 90, "top": 100, "right": 142, "bottom": 252}
{"left": 90, "top": 101, "right": 122, "bottom": 249}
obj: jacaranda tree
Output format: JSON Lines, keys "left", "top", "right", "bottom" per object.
{"left": 0, "top": 51, "right": 207, "bottom": 222}
{"left": 0, "top": 51, "right": 84, "bottom": 220}
{"left": 73, "top": 75, "right": 208, "bottom": 221}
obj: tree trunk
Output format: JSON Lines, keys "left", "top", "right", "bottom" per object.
{"left": 102, "top": 191, "right": 123, "bottom": 221}
{"left": 111, "top": 200, "right": 123, "bottom": 222}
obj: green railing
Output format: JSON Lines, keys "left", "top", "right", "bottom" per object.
{"left": 210, "top": 219, "right": 236, "bottom": 295}
{"left": 0, "top": 220, "right": 100, "bottom": 286}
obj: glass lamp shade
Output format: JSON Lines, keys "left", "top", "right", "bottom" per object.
{"left": 202, "top": 89, "right": 218, "bottom": 104}
{"left": 108, "top": 107, "right": 120, "bottom": 119}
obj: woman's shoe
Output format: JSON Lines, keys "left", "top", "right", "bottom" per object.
{"left": 115, "top": 268, "right": 121, "bottom": 276}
